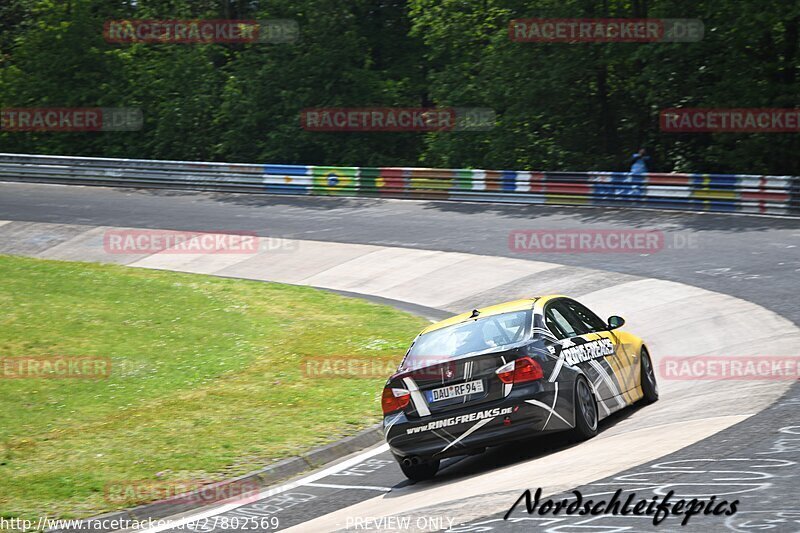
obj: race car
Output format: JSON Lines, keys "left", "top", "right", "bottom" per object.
{"left": 381, "top": 295, "right": 658, "bottom": 481}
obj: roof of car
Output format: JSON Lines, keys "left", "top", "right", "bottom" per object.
{"left": 420, "top": 297, "right": 539, "bottom": 335}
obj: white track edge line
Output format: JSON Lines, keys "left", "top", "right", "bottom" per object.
{"left": 135, "top": 444, "right": 390, "bottom": 533}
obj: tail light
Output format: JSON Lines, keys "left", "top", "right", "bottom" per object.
{"left": 382, "top": 387, "right": 410, "bottom": 415}
{"left": 496, "top": 357, "right": 543, "bottom": 384}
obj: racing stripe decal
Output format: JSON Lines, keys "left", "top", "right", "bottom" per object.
{"left": 462, "top": 360, "right": 474, "bottom": 404}
{"left": 598, "top": 335, "right": 636, "bottom": 405}
{"left": 589, "top": 358, "right": 615, "bottom": 393}
{"left": 589, "top": 359, "right": 626, "bottom": 408}
{"left": 525, "top": 398, "right": 572, "bottom": 428}
{"left": 463, "top": 360, "right": 474, "bottom": 380}
{"left": 402, "top": 376, "right": 431, "bottom": 417}
{"left": 430, "top": 430, "right": 453, "bottom": 446}
{"left": 439, "top": 427, "right": 460, "bottom": 443}
{"left": 590, "top": 378, "right": 611, "bottom": 416}
{"left": 532, "top": 326, "right": 558, "bottom": 343}
{"left": 548, "top": 354, "right": 565, "bottom": 382}
{"left": 384, "top": 412, "right": 403, "bottom": 434}
{"left": 601, "top": 350, "right": 631, "bottom": 404}
{"left": 438, "top": 417, "right": 494, "bottom": 454}
{"left": 541, "top": 382, "right": 559, "bottom": 430}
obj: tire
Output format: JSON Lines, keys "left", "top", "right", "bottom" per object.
{"left": 394, "top": 455, "right": 440, "bottom": 482}
{"left": 571, "top": 376, "right": 598, "bottom": 441}
{"left": 640, "top": 347, "right": 659, "bottom": 404}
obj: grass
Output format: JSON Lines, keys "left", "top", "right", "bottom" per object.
{"left": 0, "top": 254, "right": 428, "bottom": 520}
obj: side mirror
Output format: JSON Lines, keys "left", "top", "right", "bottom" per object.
{"left": 607, "top": 315, "right": 625, "bottom": 330}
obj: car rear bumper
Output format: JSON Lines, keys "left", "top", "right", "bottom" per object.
{"left": 384, "top": 382, "right": 576, "bottom": 460}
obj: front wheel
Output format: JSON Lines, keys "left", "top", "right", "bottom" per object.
{"left": 640, "top": 347, "right": 659, "bottom": 404}
{"left": 571, "top": 376, "right": 598, "bottom": 441}
{"left": 394, "top": 454, "right": 440, "bottom": 482}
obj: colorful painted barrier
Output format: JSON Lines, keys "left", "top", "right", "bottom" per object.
{"left": 0, "top": 153, "right": 796, "bottom": 215}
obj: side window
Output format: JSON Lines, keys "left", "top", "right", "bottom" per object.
{"left": 564, "top": 299, "right": 607, "bottom": 333}
{"left": 545, "top": 312, "right": 567, "bottom": 339}
{"left": 545, "top": 304, "right": 579, "bottom": 339}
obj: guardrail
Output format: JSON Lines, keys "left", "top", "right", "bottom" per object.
{"left": 0, "top": 153, "right": 797, "bottom": 215}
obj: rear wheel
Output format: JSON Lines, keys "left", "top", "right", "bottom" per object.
{"left": 640, "top": 347, "right": 659, "bottom": 404}
{"left": 394, "top": 454, "right": 440, "bottom": 482}
{"left": 571, "top": 376, "right": 598, "bottom": 441}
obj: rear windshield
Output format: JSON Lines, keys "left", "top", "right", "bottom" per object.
{"left": 406, "top": 310, "right": 532, "bottom": 361}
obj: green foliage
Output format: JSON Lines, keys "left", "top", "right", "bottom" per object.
{"left": 0, "top": 254, "right": 428, "bottom": 519}
{"left": 0, "top": 0, "right": 797, "bottom": 173}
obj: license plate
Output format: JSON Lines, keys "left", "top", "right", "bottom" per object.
{"left": 426, "top": 380, "right": 484, "bottom": 403}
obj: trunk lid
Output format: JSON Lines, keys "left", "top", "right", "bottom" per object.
{"left": 395, "top": 349, "right": 520, "bottom": 418}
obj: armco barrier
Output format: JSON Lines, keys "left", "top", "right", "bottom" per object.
{"left": 0, "top": 153, "right": 796, "bottom": 215}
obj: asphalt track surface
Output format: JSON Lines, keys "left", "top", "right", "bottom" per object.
{"left": 1, "top": 182, "right": 799, "bottom": 532}
{"left": 1, "top": 183, "right": 798, "bottom": 325}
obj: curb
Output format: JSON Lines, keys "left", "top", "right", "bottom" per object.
{"left": 54, "top": 424, "right": 384, "bottom": 532}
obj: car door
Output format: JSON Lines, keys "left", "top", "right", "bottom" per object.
{"left": 560, "top": 298, "right": 637, "bottom": 399}
{"left": 543, "top": 299, "right": 630, "bottom": 404}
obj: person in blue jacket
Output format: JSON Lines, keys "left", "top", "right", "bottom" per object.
{"left": 630, "top": 148, "right": 651, "bottom": 174}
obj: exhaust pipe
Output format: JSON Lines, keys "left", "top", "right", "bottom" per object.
{"left": 402, "top": 456, "right": 422, "bottom": 467}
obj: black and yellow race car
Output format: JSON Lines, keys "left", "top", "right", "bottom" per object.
{"left": 381, "top": 295, "right": 658, "bottom": 481}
